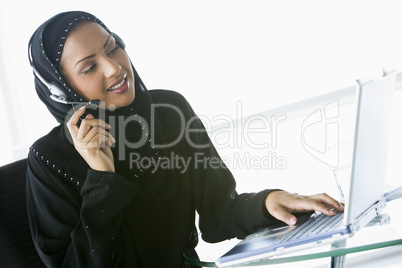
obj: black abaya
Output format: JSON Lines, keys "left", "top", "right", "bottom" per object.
{"left": 26, "top": 90, "right": 278, "bottom": 267}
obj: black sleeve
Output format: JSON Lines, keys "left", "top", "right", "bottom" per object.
{"left": 26, "top": 151, "right": 140, "bottom": 268}
{"left": 194, "top": 133, "right": 280, "bottom": 242}
{"left": 165, "top": 91, "right": 281, "bottom": 242}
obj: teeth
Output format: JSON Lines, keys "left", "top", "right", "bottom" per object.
{"left": 109, "top": 78, "right": 125, "bottom": 90}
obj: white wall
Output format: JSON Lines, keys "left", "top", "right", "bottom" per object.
{"left": 1, "top": 0, "right": 402, "bottom": 166}
{"left": 1, "top": 1, "right": 402, "bottom": 265}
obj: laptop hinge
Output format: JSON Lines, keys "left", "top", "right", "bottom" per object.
{"left": 350, "top": 197, "right": 386, "bottom": 233}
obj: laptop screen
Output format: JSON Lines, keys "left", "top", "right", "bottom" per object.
{"left": 346, "top": 69, "right": 395, "bottom": 224}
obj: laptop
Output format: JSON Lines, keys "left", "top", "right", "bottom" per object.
{"left": 216, "top": 68, "right": 396, "bottom": 267}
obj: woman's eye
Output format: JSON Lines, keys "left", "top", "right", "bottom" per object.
{"left": 82, "top": 64, "right": 96, "bottom": 74}
{"left": 108, "top": 46, "right": 119, "bottom": 56}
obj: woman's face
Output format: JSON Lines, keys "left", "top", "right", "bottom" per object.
{"left": 60, "top": 21, "right": 135, "bottom": 109}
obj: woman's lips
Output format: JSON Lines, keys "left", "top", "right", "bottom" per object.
{"left": 107, "top": 74, "right": 128, "bottom": 93}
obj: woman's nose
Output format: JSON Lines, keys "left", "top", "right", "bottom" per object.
{"left": 103, "top": 57, "right": 122, "bottom": 78}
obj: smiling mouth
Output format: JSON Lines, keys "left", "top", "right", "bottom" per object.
{"left": 107, "top": 74, "right": 127, "bottom": 91}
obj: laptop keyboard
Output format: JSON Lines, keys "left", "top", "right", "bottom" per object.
{"left": 279, "top": 212, "right": 344, "bottom": 243}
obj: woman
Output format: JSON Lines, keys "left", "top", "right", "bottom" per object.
{"left": 26, "top": 11, "right": 343, "bottom": 268}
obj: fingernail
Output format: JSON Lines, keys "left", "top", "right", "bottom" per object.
{"left": 78, "top": 106, "right": 85, "bottom": 110}
{"left": 330, "top": 209, "right": 336, "bottom": 215}
{"left": 289, "top": 218, "right": 297, "bottom": 225}
{"left": 111, "top": 136, "right": 116, "bottom": 143}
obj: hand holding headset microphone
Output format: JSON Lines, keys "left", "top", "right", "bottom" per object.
{"left": 28, "top": 33, "right": 126, "bottom": 108}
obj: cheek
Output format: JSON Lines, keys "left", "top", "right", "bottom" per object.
{"left": 74, "top": 76, "right": 104, "bottom": 99}
{"left": 61, "top": 66, "right": 105, "bottom": 101}
{"left": 119, "top": 53, "right": 133, "bottom": 73}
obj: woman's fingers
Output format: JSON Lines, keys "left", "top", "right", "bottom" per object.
{"left": 65, "top": 106, "right": 116, "bottom": 172}
{"left": 266, "top": 191, "right": 344, "bottom": 226}
{"left": 77, "top": 113, "right": 110, "bottom": 140}
{"left": 292, "top": 197, "right": 337, "bottom": 217}
{"left": 66, "top": 105, "right": 86, "bottom": 137}
{"left": 66, "top": 106, "right": 114, "bottom": 149}
{"left": 81, "top": 126, "right": 115, "bottom": 148}
{"left": 265, "top": 191, "right": 301, "bottom": 225}
{"left": 269, "top": 204, "right": 298, "bottom": 226}
{"left": 305, "top": 193, "right": 344, "bottom": 213}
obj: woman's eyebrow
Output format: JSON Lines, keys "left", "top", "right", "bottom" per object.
{"left": 74, "top": 34, "right": 112, "bottom": 68}
{"left": 74, "top": 54, "right": 95, "bottom": 68}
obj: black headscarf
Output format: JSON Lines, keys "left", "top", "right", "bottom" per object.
{"left": 28, "top": 11, "right": 176, "bottom": 201}
{"left": 28, "top": 10, "right": 146, "bottom": 124}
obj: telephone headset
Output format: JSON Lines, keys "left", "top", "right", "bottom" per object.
{"left": 28, "top": 33, "right": 126, "bottom": 108}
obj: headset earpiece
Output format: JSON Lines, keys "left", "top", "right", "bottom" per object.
{"left": 28, "top": 43, "right": 69, "bottom": 103}
{"left": 48, "top": 83, "right": 68, "bottom": 103}
{"left": 33, "top": 68, "right": 69, "bottom": 102}
{"left": 27, "top": 41, "right": 100, "bottom": 107}
{"left": 112, "top": 33, "right": 125, "bottom": 50}
{"left": 33, "top": 65, "right": 99, "bottom": 106}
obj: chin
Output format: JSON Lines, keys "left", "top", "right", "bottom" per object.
{"left": 107, "top": 92, "right": 135, "bottom": 109}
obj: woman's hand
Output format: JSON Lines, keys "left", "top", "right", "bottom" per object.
{"left": 265, "top": 190, "right": 344, "bottom": 226}
{"left": 66, "top": 106, "right": 116, "bottom": 172}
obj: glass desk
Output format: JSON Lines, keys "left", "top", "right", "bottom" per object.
{"left": 184, "top": 197, "right": 402, "bottom": 267}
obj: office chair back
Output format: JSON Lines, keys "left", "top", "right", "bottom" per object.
{"left": 0, "top": 158, "right": 44, "bottom": 267}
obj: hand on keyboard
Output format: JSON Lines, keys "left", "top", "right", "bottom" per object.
{"left": 264, "top": 191, "right": 344, "bottom": 226}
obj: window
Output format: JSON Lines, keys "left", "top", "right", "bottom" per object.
{"left": 1, "top": 1, "right": 402, "bottom": 166}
